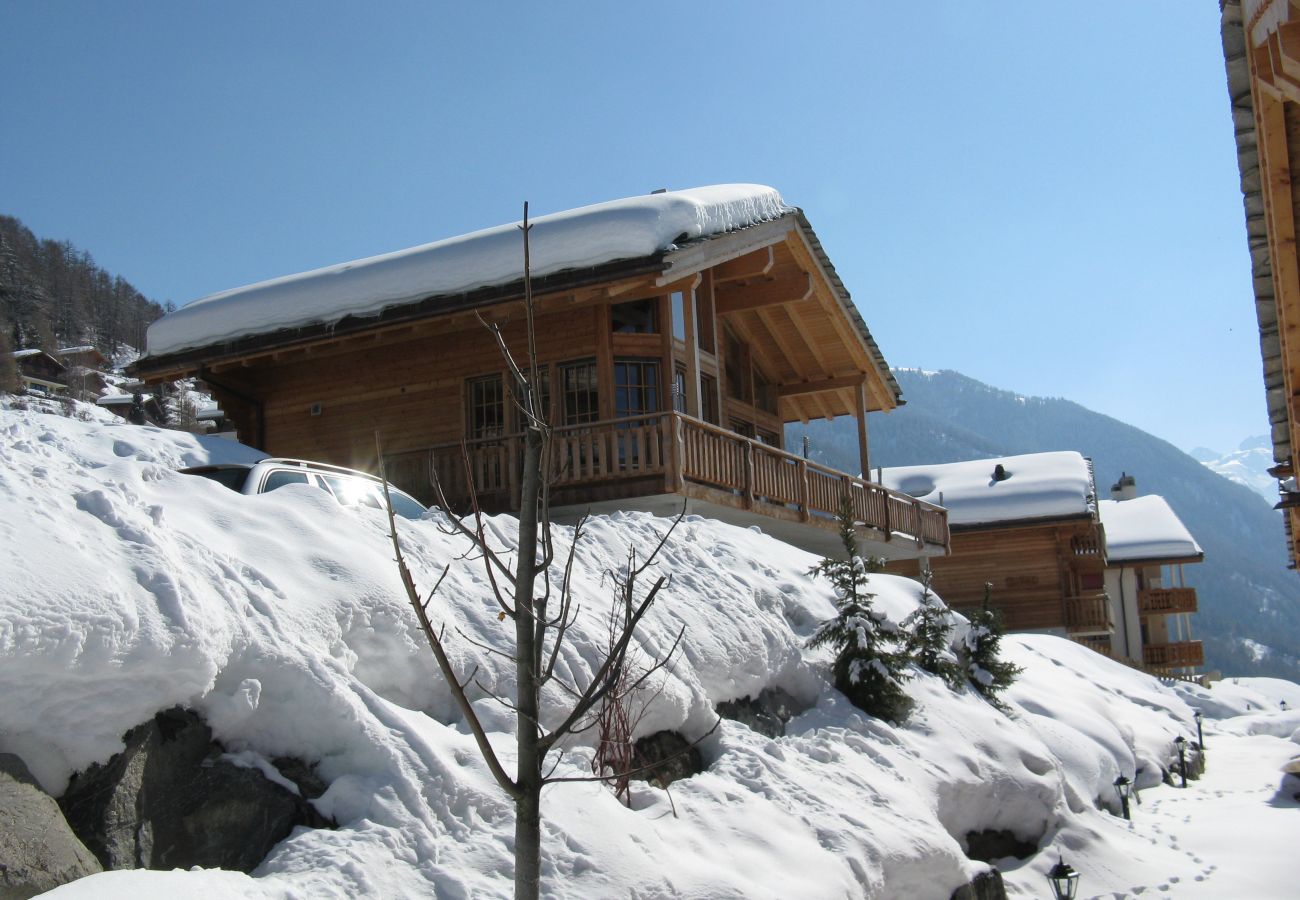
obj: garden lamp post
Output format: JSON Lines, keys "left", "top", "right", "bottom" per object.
{"left": 1174, "top": 736, "right": 1188, "bottom": 788}
{"left": 1113, "top": 774, "right": 1133, "bottom": 820}
{"left": 1194, "top": 709, "right": 1204, "bottom": 750}
{"left": 1047, "top": 857, "right": 1080, "bottom": 900}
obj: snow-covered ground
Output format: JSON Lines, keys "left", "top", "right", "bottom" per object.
{"left": 2, "top": 400, "right": 1298, "bottom": 899}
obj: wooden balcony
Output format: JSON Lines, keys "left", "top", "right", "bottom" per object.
{"left": 1064, "top": 593, "right": 1112, "bottom": 636}
{"left": 390, "top": 412, "right": 950, "bottom": 559}
{"left": 1143, "top": 641, "right": 1204, "bottom": 669}
{"left": 1137, "top": 587, "right": 1198, "bottom": 616}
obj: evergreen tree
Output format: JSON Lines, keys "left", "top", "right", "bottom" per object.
{"left": 904, "top": 572, "right": 962, "bottom": 688}
{"left": 962, "top": 583, "right": 1023, "bottom": 707}
{"left": 807, "top": 496, "right": 913, "bottom": 723}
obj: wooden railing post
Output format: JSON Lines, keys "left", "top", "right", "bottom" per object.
{"left": 798, "top": 458, "right": 810, "bottom": 522}
{"left": 743, "top": 440, "right": 755, "bottom": 509}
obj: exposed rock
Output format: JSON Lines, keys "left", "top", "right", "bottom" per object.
{"left": 949, "top": 867, "right": 1007, "bottom": 900}
{"left": 59, "top": 707, "right": 330, "bottom": 872}
{"left": 0, "top": 753, "right": 102, "bottom": 899}
{"left": 716, "top": 687, "right": 809, "bottom": 739}
{"left": 630, "top": 730, "right": 704, "bottom": 788}
{"left": 963, "top": 829, "right": 1036, "bottom": 863}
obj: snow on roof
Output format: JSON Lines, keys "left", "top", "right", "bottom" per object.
{"left": 57, "top": 345, "right": 100, "bottom": 355}
{"left": 881, "top": 451, "right": 1095, "bottom": 526}
{"left": 1098, "top": 496, "right": 1202, "bottom": 562}
{"left": 143, "top": 184, "right": 792, "bottom": 358}
{"left": 10, "top": 348, "right": 44, "bottom": 358}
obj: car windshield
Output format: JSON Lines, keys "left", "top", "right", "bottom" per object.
{"left": 318, "top": 473, "right": 426, "bottom": 520}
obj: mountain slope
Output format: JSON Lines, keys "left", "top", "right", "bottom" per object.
{"left": 788, "top": 369, "right": 1300, "bottom": 680}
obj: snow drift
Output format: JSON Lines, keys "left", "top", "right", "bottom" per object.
{"left": 0, "top": 400, "right": 1268, "bottom": 898}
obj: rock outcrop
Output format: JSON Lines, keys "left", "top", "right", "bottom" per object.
{"left": 0, "top": 753, "right": 102, "bottom": 899}
{"left": 59, "top": 707, "right": 329, "bottom": 872}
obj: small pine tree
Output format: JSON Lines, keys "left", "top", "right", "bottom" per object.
{"left": 962, "top": 583, "right": 1023, "bottom": 707}
{"left": 807, "top": 496, "right": 913, "bottom": 723}
{"left": 904, "top": 572, "right": 962, "bottom": 689}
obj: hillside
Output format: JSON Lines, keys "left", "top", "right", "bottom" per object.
{"left": 0, "top": 215, "right": 164, "bottom": 358}
{"left": 5, "top": 399, "right": 1299, "bottom": 898}
{"left": 788, "top": 369, "right": 1300, "bottom": 681}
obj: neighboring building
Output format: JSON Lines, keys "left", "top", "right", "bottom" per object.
{"left": 1098, "top": 474, "right": 1204, "bottom": 676}
{"left": 880, "top": 452, "right": 1109, "bottom": 639}
{"left": 131, "top": 185, "right": 949, "bottom": 560}
{"left": 9, "top": 349, "right": 67, "bottom": 395}
{"left": 1221, "top": 1, "right": 1300, "bottom": 568}
{"left": 56, "top": 345, "right": 110, "bottom": 399}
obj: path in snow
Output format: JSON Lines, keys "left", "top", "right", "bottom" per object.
{"left": 1086, "top": 731, "right": 1297, "bottom": 900}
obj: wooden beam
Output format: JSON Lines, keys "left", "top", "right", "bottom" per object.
{"left": 656, "top": 217, "right": 796, "bottom": 287}
{"left": 712, "top": 246, "right": 774, "bottom": 283}
{"left": 854, "top": 378, "right": 870, "bottom": 478}
{"left": 714, "top": 271, "right": 815, "bottom": 315}
{"left": 777, "top": 373, "right": 870, "bottom": 397}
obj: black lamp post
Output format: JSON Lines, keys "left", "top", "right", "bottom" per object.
{"left": 1174, "top": 736, "right": 1188, "bottom": 788}
{"left": 1047, "top": 857, "right": 1080, "bottom": 900}
{"left": 1194, "top": 709, "right": 1205, "bottom": 751}
{"left": 1113, "top": 774, "right": 1133, "bottom": 820}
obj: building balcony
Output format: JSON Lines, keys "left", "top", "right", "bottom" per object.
{"left": 390, "top": 412, "right": 950, "bottom": 560}
{"left": 1143, "top": 641, "right": 1204, "bottom": 670}
{"left": 1137, "top": 587, "right": 1198, "bottom": 616}
{"left": 1064, "top": 593, "right": 1112, "bottom": 636}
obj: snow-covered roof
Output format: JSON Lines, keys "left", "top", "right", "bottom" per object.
{"left": 143, "top": 184, "right": 792, "bottom": 358}
{"left": 10, "top": 348, "right": 44, "bottom": 359}
{"left": 1098, "top": 496, "right": 1202, "bottom": 563}
{"left": 881, "top": 451, "right": 1095, "bottom": 527}
{"left": 57, "top": 345, "right": 100, "bottom": 355}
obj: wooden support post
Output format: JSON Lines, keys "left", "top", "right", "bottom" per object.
{"left": 854, "top": 378, "right": 870, "bottom": 479}
{"left": 684, "top": 277, "right": 702, "bottom": 418}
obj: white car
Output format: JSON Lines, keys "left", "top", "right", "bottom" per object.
{"left": 181, "top": 458, "right": 428, "bottom": 520}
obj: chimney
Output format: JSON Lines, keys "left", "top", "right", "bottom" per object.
{"left": 1110, "top": 472, "right": 1137, "bottom": 501}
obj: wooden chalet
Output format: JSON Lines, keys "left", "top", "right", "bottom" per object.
{"left": 1099, "top": 475, "right": 1204, "bottom": 676}
{"left": 881, "top": 452, "right": 1110, "bottom": 638}
{"left": 132, "top": 185, "right": 949, "bottom": 559}
{"left": 1222, "top": 1, "right": 1300, "bottom": 568}
{"left": 9, "top": 349, "right": 67, "bottom": 396}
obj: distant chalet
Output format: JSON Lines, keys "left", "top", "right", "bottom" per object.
{"left": 133, "top": 185, "right": 949, "bottom": 560}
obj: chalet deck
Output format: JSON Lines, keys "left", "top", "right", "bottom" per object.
{"left": 388, "top": 411, "right": 947, "bottom": 558}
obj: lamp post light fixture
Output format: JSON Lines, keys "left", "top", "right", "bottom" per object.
{"left": 1174, "top": 736, "right": 1188, "bottom": 788}
{"left": 1047, "top": 857, "right": 1081, "bottom": 900}
{"left": 1113, "top": 774, "right": 1133, "bottom": 820}
{"left": 1194, "top": 709, "right": 1205, "bottom": 751}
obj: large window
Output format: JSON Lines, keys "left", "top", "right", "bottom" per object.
{"left": 559, "top": 359, "right": 599, "bottom": 426}
{"left": 724, "top": 328, "right": 750, "bottom": 401}
{"left": 614, "top": 358, "right": 661, "bottom": 419}
{"left": 670, "top": 291, "right": 686, "bottom": 341}
{"left": 467, "top": 374, "right": 505, "bottom": 439}
{"left": 700, "top": 374, "right": 719, "bottom": 425}
{"left": 611, "top": 298, "right": 659, "bottom": 334}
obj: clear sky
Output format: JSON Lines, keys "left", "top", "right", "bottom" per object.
{"left": 0, "top": 1, "right": 1260, "bottom": 455}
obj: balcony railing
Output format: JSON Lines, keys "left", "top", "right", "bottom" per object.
{"left": 1143, "top": 641, "right": 1204, "bottom": 669}
{"left": 1137, "top": 587, "right": 1198, "bottom": 616}
{"left": 1064, "top": 592, "right": 1112, "bottom": 634}
{"left": 392, "top": 412, "right": 950, "bottom": 551}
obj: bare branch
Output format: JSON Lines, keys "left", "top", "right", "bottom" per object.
{"left": 375, "top": 432, "right": 520, "bottom": 801}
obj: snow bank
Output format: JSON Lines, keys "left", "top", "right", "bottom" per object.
{"left": 882, "top": 451, "right": 1094, "bottom": 526}
{"left": 1098, "top": 496, "right": 1202, "bottom": 562}
{"left": 143, "top": 184, "right": 791, "bottom": 357}
{"left": 0, "top": 400, "right": 1264, "bottom": 898}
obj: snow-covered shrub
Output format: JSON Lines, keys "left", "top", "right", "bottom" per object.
{"left": 961, "top": 583, "right": 1022, "bottom": 706}
{"left": 807, "top": 499, "right": 912, "bottom": 723}
{"left": 903, "top": 572, "right": 962, "bottom": 689}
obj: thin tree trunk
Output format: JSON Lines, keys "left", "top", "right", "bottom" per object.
{"left": 514, "top": 423, "right": 543, "bottom": 900}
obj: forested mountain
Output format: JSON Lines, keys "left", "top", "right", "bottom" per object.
{"left": 0, "top": 215, "right": 165, "bottom": 358}
{"left": 788, "top": 369, "right": 1300, "bottom": 681}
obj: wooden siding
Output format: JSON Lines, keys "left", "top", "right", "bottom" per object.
{"left": 887, "top": 518, "right": 1108, "bottom": 633}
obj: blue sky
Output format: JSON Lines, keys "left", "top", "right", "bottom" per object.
{"left": 0, "top": 1, "right": 1259, "bottom": 454}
